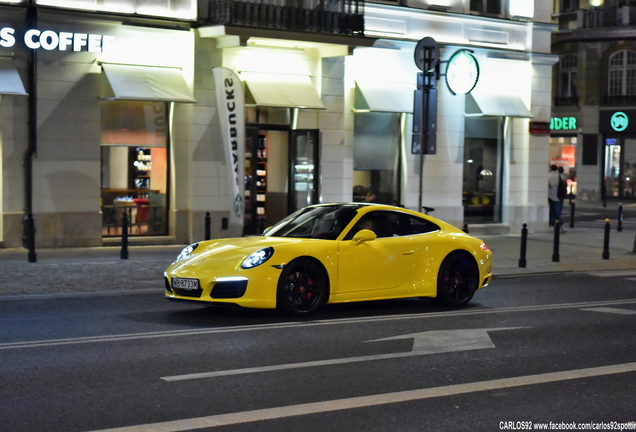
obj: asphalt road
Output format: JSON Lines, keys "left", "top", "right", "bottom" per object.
{"left": 1, "top": 273, "right": 636, "bottom": 432}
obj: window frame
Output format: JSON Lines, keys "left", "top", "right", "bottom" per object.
{"left": 559, "top": 54, "right": 578, "bottom": 99}
{"left": 469, "top": 0, "right": 502, "bottom": 16}
{"left": 608, "top": 50, "right": 636, "bottom": 97}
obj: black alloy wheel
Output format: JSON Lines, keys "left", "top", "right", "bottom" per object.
{"left": 277, "top": 258, "right": 328, "bottom": 316}
{"left": 436, "top": 251, "right": 479, "bottom": 307}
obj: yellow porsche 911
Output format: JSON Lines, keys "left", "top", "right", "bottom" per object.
{"left": 165, "top": 203, "right": 492, "bottom": 316}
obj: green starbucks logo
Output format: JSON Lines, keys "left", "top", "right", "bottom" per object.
{"left": 611, "top": 111, "right": 629, "bottom": 132}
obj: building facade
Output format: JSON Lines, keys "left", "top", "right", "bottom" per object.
{"left": 0, "top": 0, "right": 556, "bottom": 250}
{"left": 552, "top": 0, "right": 636, "bottom": 202}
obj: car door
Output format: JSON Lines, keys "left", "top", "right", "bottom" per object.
{"left": 403, "top": 214, "right": 443, "bottom": 297}
{"left": 336, "top": 211, "right": 415, "bottom": 297}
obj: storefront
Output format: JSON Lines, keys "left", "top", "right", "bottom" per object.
{"left": 346, "top": 44, "right": 416, "bottom": 208}
{"left": 599, "top": 109, "right": 636, "bottom": 199}
{"left": 193, "top": 31, "right": 363, "bottom": 236}
{"left": 549, "top": 115, "right": 579, "bottom": 196}
{"left": 0, "top": 9, "right": 196, "bottom": 247}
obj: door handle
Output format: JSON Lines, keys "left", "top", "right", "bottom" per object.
{"left": 402, "top": 250, "right": 415, "bottom": 255}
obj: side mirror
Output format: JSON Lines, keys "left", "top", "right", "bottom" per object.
{"left": 352, "top": 229, "right": 376, "bottom": 245}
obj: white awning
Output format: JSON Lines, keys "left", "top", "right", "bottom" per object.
{"left": 354, "top": 81, "right": 415, "bottom": 113}
{"left": 101, "top": 63, "right": 196, "bottom": 103}
{"left": 0, "top": 60, "right": 27, "bottom": 96}
{"left": 465, "top": 93, "right": 533, "bottom": 118}
{"left": 241, "top": 72, "right": 325, "bottom": 109}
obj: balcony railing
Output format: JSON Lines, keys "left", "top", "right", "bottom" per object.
{"left": 207, "top": 0, "right": 365, "bottom": 36}
{"left": 604, "top": 94, "right": 636, "bottom": 105}
{"left": 555, "top": 96, "right": 580, "bottom": 107}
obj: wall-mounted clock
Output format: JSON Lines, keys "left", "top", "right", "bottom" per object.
{"left": 445, "top": 50, "right": 479, "bottom": 95}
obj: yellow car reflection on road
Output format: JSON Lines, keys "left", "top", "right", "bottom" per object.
{"left": 165, "top": 203, "right": 492, "bottom": 316}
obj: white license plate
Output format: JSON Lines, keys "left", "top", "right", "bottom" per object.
{"left": 172, "top": 277, "right": 199, "bottom": 290}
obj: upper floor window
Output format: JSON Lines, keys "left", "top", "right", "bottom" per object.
{"left": 560, "top": 0, "right": 579, "bottom": 13}
{"left": 35, "top": 0, "right": 196, "bottom": 20}
{"left": 559, "top": 54, "right": 578, "bottom": 98}
{"left": 469, "top": 0, "right": 501, "bottom": 15}
{"left": 608, "top": 50, "right": 636, "bottom": 96}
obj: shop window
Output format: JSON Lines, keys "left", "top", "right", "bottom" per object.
{"left": 550, "top": 136, "right": 578, "bottom": 196}
{"left": 469, "top": 0, "right": 501, "bottom": 15}
{"left": 557, "top": 54, "right": 578, "bottom": 105}
{"left": 607, "top": 50, "right": 636, "bottom": 104}
{"left": 463, "top": 117, "right": 503, "bottom": 223}
{"left": 352, "top": 112, "right": 401, "bottom": 206}
{"left": 100, "top": 101, "right": 169, "bottom": 237}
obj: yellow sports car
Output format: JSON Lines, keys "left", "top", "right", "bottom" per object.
{"left": 165, "top": 203, "right": 492, "bottom": 316}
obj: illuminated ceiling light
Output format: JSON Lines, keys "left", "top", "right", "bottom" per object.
{"left": 589, "top": 0, "right": 604, "bottom": 6}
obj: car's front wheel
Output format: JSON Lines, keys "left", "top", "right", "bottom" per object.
{"left": 277, "top": 258, "right": 328, "bottom": 316}
{"left": 436, "top": 251, "right": 479, "bottom": 307}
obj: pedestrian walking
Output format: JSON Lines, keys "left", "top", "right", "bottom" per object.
{"left": 557, "top": 166, "right": 568, "bottom": 233}
{"left": 548, "top": 165, "right": 561, "bottom": 228}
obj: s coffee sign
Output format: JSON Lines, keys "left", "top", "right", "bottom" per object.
{"left": 0, "top": 27, "right": 115, "bottom": 52}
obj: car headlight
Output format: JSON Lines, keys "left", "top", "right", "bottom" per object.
{"left": 177, "top": 243, "right": 199, "bottom": 262}
{"left": 241, "top": 247, "right": 274, "bottom": 269}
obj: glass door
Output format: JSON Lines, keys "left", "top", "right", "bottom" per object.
{"left": 463, "top": 117, "right": 504, "bottom": 223}
{"left": 604, "top": 140, "right": 622, "bottom": 198}
{"left": 289, "top": 129, "right": 320, "bottom": 212}
{"left": 244, "top": 127, "right": 261, "bottom": 235}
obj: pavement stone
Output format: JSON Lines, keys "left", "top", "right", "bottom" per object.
{"left": 1, "top": 201, "right": 635, "bottom": 298}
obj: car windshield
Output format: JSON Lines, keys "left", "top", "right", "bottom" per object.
{"left": 264, "top": 205, "right": 361, "bottom": 239}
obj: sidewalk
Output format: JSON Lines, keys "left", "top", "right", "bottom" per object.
{"left": 0, "top": 205, "right": 635, "bottom": 298}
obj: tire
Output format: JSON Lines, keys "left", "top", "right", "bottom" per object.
{"left": 436, "top": 251, "right": 479, "bottom": 307}
{"left": 277, "top": 258, "right": 329, "bottom": 317}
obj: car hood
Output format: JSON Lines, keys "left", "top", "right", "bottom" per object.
{"left": 168, "top": 236, "right": 323, "bottom": 272}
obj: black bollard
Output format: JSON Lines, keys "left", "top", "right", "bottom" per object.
{"left": 205, "top": 211, "right": 211, "bottom": 240}
{"left": 569, "top": 200, "right": 575, "bottom": 229}
{"left": 120, "top": 212, "right": 129, "bottom": 260}
{"left": 25, "top": 212, "right": 37, "bottom": 263}
{"left": 463, "top": 223, "right": 469, "bottom": 234}
{"left": 601, "top": 178, "right": 607, "bottom": 208}
{"left": 518, "top": 223, "right": 528, "bottom": 268}
{"left": 602, "top": 218, "right": 610, "bottom": 260}
{"left": 618, "top": 203, "right": 623, "bottom": 232}
{"left": 552, "top": 220, "right": 561, "bottom": 262}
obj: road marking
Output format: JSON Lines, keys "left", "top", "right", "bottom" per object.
{"left": 581, "top": 307, "right": 636, "bottom": 315}
{"left": 588, "top": 270, "right": 636, "bottom": 277}
{"left": 91, "top": 362, "right": 636, "bottom": 432}
{"left": 2, "top": 299, "right": 636, "bottom": 351}
{"left": 162, "top": 328, "right": 523, "bottom": 381}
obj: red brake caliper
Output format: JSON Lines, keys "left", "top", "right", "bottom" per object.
{"left": 306, "top": 277, "right": 313, "bottom": 299}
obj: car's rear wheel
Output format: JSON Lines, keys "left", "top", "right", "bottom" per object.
{"left": 277, "top": 258, "right": 328, "bottom": 316}
{"left": 436, "top": 251, "right": 478, "bottom": 307}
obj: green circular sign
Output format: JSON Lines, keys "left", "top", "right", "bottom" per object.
{"left": 611, "top": 111, "right": 629, "bottom": 132}
{"left": 445, "top": 50, "right": 479, "bottom": 95}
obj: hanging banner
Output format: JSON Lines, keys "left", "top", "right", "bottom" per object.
{"left": 213, "top": 67, "right": 245, "bottom": 226}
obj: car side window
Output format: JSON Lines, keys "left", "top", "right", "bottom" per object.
{"left": 344, "top": 211, "right": 403, "bottom": 240}
{"left": 407, "top": 215, "right": 440, "bottom": 235}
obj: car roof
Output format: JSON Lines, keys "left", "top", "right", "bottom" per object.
{"left": 308, "top": 202, "right": 421, "bottom": 216}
